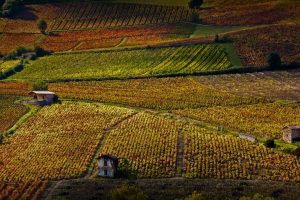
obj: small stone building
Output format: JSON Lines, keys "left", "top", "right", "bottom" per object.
{"left": 28, "top": 91, "right": 55, "bottom": 106}
{"left": 97, "top": 154, "right": 118, "bottom": 178}
{"left": 283, "top": 125, "right": 300, "bottom": 143}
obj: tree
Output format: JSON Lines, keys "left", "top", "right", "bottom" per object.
{"left": 38, "top": 19, "right": 47, "bottom": 34}
{"left": 268, "top": 53, "right": 282, "bottom": 69}
{"left": 188, "top": 0, "right": 203, "bottom": 9}
{"left": 264, "top": 139, "right": 276, "bottom": 148}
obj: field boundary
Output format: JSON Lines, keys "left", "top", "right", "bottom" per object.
{"left": 85, "top": 112, "right": 139, "bottom": 178}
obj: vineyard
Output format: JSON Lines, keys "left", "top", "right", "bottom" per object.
{"left": 48, "top": 77, "right": 264, "bottom": 110}
{"left": 10, "top": 44, "right": 233, "bottom": 81}
{"left": 0, "top": 102, "right": 134, "bottom": 181}
{"left": 0, "top": 81, "right": 31, "bottom": 95}
{"left": 225, "top": 24, "right": 300, "bottom": 66}
{"left": 183, "top": 125, "right": 300, "bottom": 181}
{"left": 48, "top": 2, "right": 191, "bottom": 31}
{"left": 193, "top": 69, "right": 300, "bottom": 100}
{"left": 0, "top": 96, "right": 28, "bottom": 133}
{"left": 0, "top": 60, "right": 21, "bottom": 74}
{"left": 0, "top": 33, "right": 40, "bottom": 55}
{"left": 174, "top": 102, "right": 300, "bottom": 139}
{"left": 0, "top": 179, "right": 48, "bottom": 200}
{"left": 40, "top": 24, "right": 193, "bottom": 52}
{"left": 100, "top": 112, "right": 181, "bottom": 178}
{"left": 199, "top": 1, "right": 300, "bottom": 25}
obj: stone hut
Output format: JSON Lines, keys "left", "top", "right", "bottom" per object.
{"left": 28, "top": 91, "right": 55, "bottom": 106}
{"left": 97, "top": 154, "right": 118, "bottom": 178}
{"left": 283, "top": 125, "right": 300, "bottom": 143}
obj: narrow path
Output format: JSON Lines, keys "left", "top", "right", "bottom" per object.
{"left": 84, "top": 112, "right": 138, "bottom": 178}
{"left": 115, "top": 37, "right": 127, "bottom": 47}
{"left": 175, "top": 129, "right": 185, "bottom": 177}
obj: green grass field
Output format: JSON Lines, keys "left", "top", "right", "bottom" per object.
{"left": 10, "top": 44, "right": 233, "bottom": 81}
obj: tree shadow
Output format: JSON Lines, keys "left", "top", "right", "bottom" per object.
{"left": 10, "top": 6, "right": 38, "bottom": 20}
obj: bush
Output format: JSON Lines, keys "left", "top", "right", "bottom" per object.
{"left": 0, "top": 134, "right": 4, "bottom": 144}
{"left": 38, "top": 19, "right": 47, "bottom": 34}
{"left": 34, "top": 46, "right": 49, "bottom": 57}
{"left": 188, "top": 0, "right": 203, "bottom": 9}
{"left": 264, "top": 139, "right": 276, "bottom": 148}
{"left": 184, "top": 192, "right": 206, "bottom": 200}
{"left": 268, "top": 53, "right": 282, "bottom": 69}
{"left": 293, "top": 147, "right": 300, "bottom": 157}
{"left": 110, "top": 185, "right": 148, "bottom": 200}
{"left": 14, "top": 63, "right": 23, "bottom": 72}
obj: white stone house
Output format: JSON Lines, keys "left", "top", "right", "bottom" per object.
{"left": 283, "top": 125, "right": 300, "bottom": 143}
{"left": 97, "top": 154, "right": 118, "bottom": 178}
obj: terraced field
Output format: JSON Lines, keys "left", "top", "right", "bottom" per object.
{"left": 174, "top": 102, "right": 300, "bottom": 139}
{"left": 0, "top": 102, "right": 134, "bottom": 181}
{"left": 0, "top": 96, "right": 28, "bottom": 133}
{"left": 48, "top": 77, "right": 264, "bottom": 110}
{"left": 184, "top": 125, "right": 300, "bottom": 181}
{"left": 49, "top": 2, "right": 191, "bottom": 31}
{"left": 0, "top": 81, "right": 31, "bottom": 95}
{"left": 100, "top": 112, "right": 180, "bottom": 178}
{"left": 40, "top": 24, "right": 194, "bottom": 52}
{"left": 193, "top": 69, "right": 300, "bottom": 100}
{"left": 10, "top": 44, "right": 233, "bottom": 81}
{"left": 0, "top": 180, "right": 48, "bottom": 200}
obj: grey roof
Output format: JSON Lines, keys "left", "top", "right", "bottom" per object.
{"left": 97, "top": 154, "right": 118, "bottom": 161}
{"left": 284, "top": 125, "right": 300, "bottom": 129}
{"left": 29, "top": 91, "right": 55, "bottom": 95}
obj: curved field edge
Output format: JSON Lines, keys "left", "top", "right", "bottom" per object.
{"left": 8, "top": 44, "right": 236, "bottom": 81}
{"left": 0, "top": 96, "right": 29, "bottom": 134}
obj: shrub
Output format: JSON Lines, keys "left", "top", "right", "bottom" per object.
{"left": 110, "top": 185, "right": 148, "bottom": 200}
{"left": 38, "top": 19, "right": 47, "bottom": 34}
{"left": 15, "top": 46, "right": 28, "bottom": 57}
{"left": 0, "top": 134, "right": 4, "bottom": 144}
{"left": 14, "top": 63, "right": 23, "bottom": 72}
{"left": 268, "top": 53, "right": 282, "bottom": 69}
{"left": 293, "top": 147, "right": 300, "bottom": 157}
{"left": 188, "top": 0, "right": 203, "bottom": 9}
{"left": 34, "top": 46, "right": 49, "bottom": 57}
{"left": 184, "top": 192, "right": 206, "bottom": 200}
{"left": 264, "top": 139, "right": 276, "bottom": 148}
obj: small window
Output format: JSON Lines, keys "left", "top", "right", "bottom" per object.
{"left": 104, "top": 169, "right": 108, "bottom": 176}
{"left": 104, "top": 159, "right": 108, "bottom": 166}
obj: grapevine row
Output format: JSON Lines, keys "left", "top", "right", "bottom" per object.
{"left": 49, "top": 2, "right": 191, "bottom": 31}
